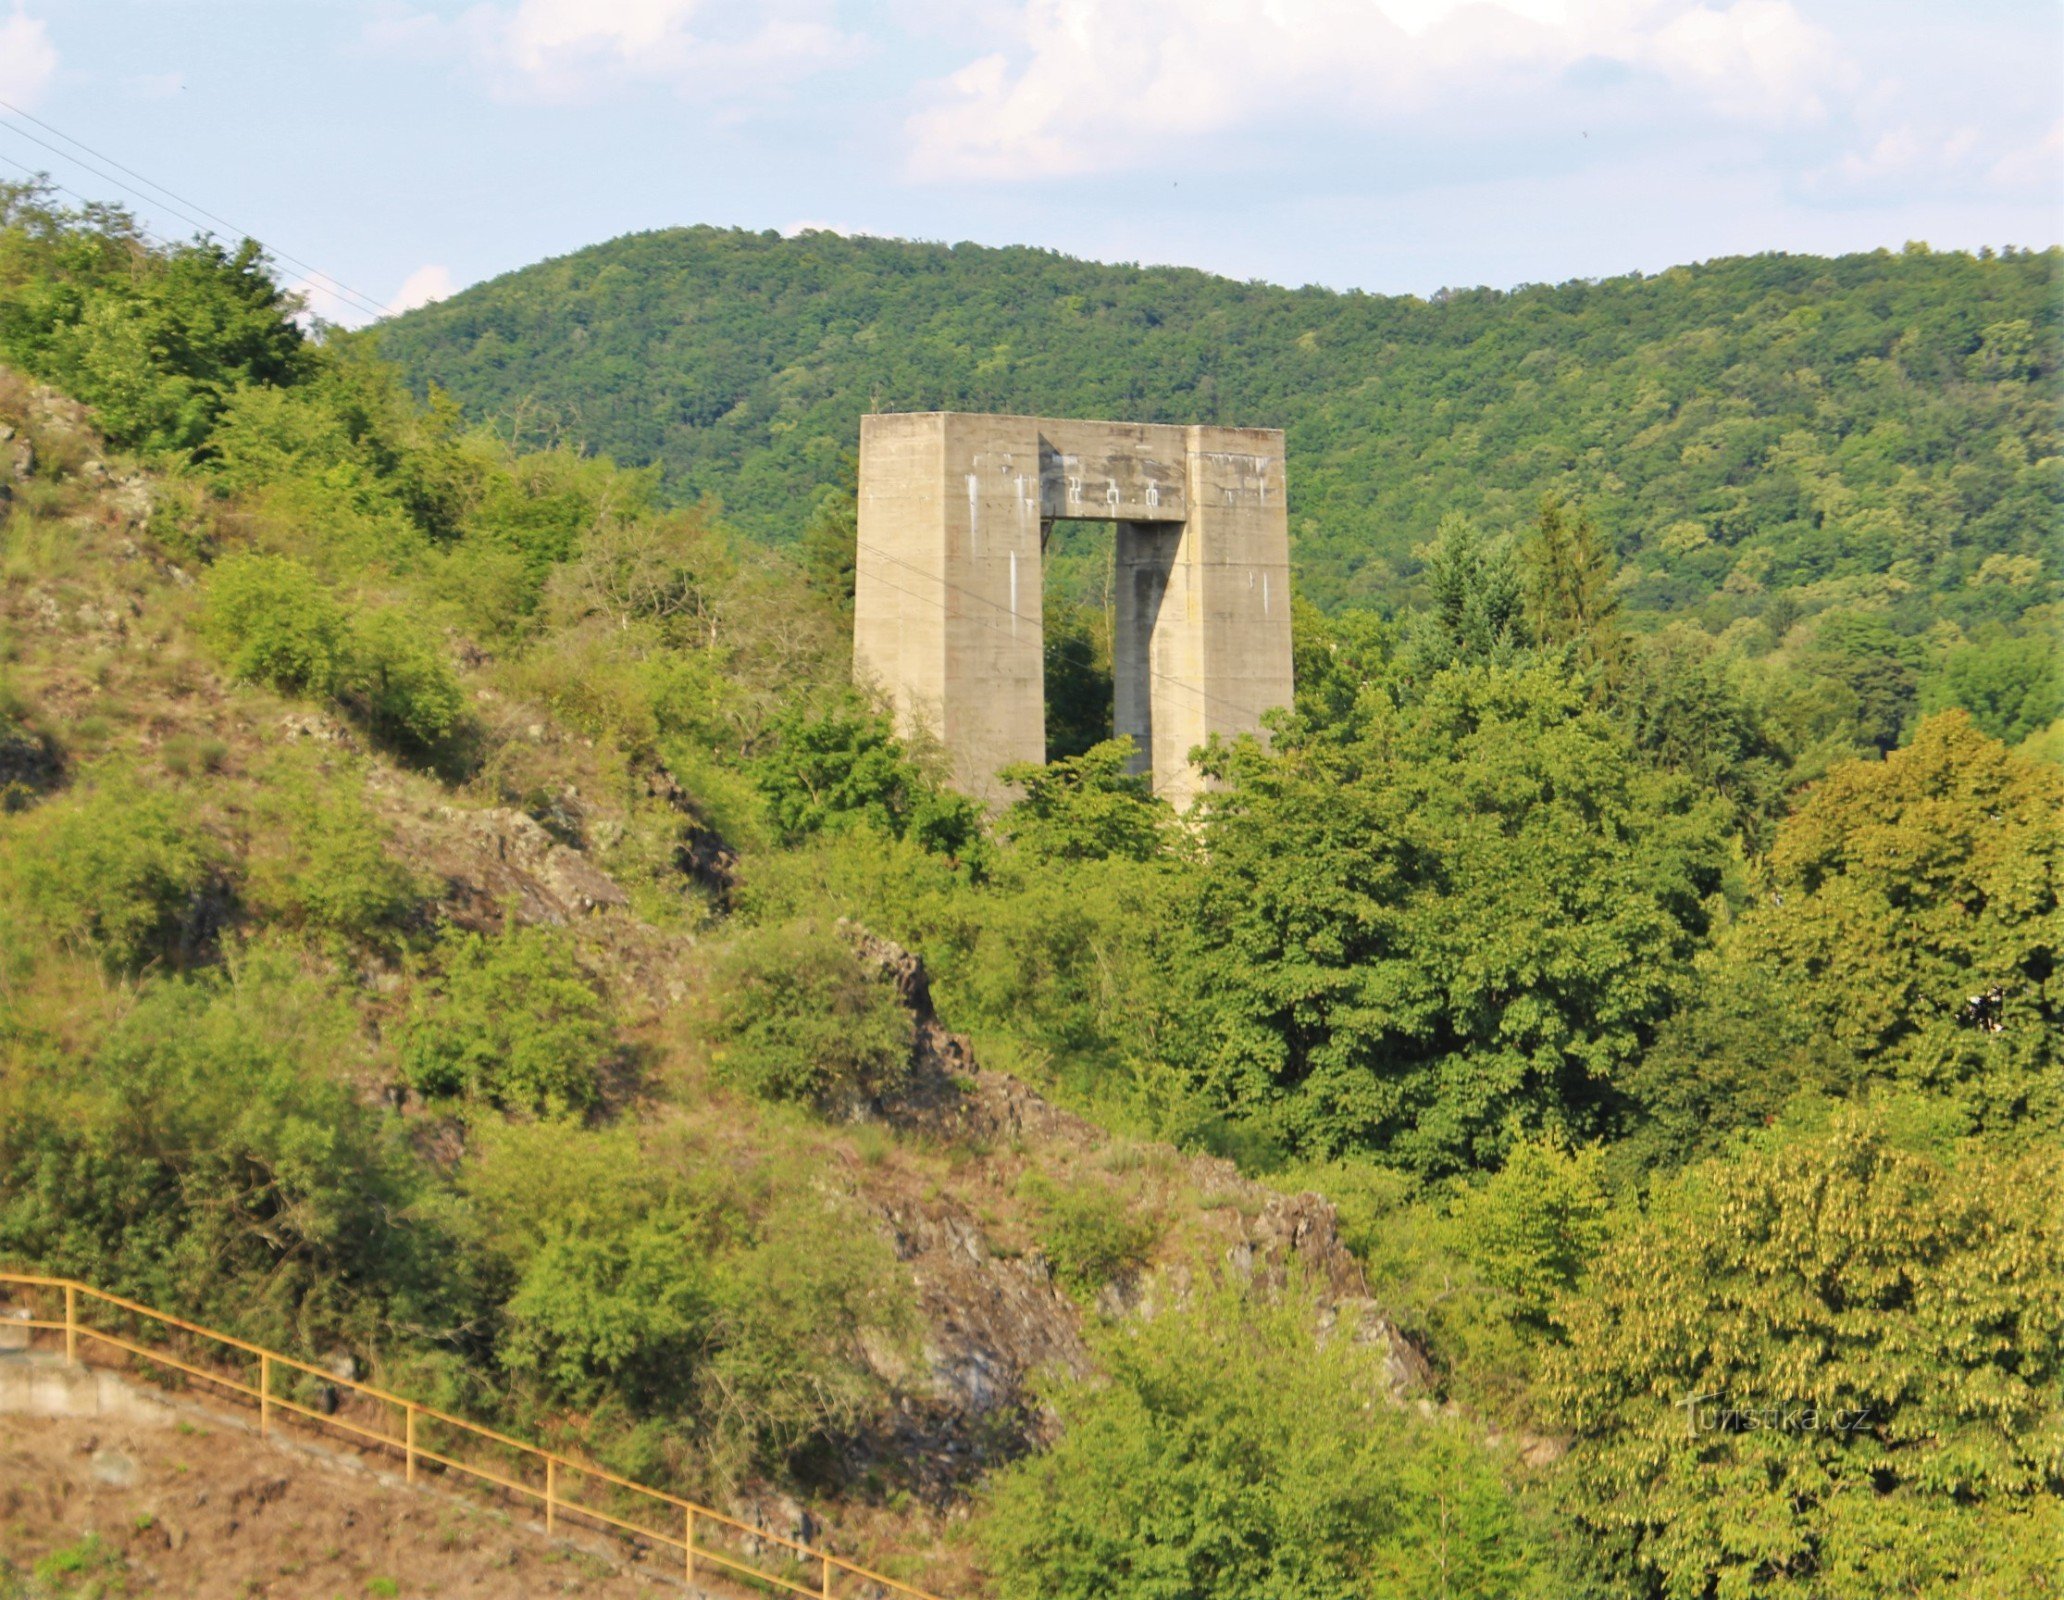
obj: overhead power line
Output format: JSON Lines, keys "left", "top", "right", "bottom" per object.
{"left": 0, "top": 95, "right": 396, "bottom": 323}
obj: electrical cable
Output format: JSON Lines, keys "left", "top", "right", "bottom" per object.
{"left": 0, "top": 96, "right": 395, "bottom": 323}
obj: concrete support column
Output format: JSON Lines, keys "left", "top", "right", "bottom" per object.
{"left": 854, "top": 412, "right": 1046, "bottom": 807}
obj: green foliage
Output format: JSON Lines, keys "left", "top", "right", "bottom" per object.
{"left": 1523, "top": 496, "right": 1625, "bottom": 689}
{"left": 704, "top": 920, "right": 913, "bottom": 1109}
{"left": 0, "top": 946, "right": 442, "bottom": 1345}
{"left": 1739, "top": 712, "right": 2060, "bottom": 1127}
{"left": 1041, "top": 601, "right": 1115, "bottom": 762}
{"left": 0, "top": 775, "right": 214, "bottom": 972}
{"left": 753, "top": 702, "right": 986, "bottom": 864}
{"left": 978, "top": 1276, "right": 1543, "bottom": 1600}
{"left": 696, "top": 1183, "right": 916, "bottom": 1474}
{"left": 1395, "top": 515, "right": 1527, "bottom": 689}
{"left": 1548, "top": 1117, "right": 2064, "bottom": 1600}
{"left": 1170, "top": 663, "right": 1730, "bottom": 1173}
{"left": 0, "top": 180, "right": 306, "bottom": 454}
{"left": 242, "top": 751, "right": 419, "bottom": 942}
{"left": 1449, "top": 1137, "right": 1610, "bottom": 1327}
{"left": 1807, "top": 610, "right": 1923, "bottom": 753}
{"left": 459, "top": 1122, "right": 912, "bottom": 1479}
{"left": 1017, "top": 1171, "right": 1159, "bottom": 1298}
{"left": 337, "top": 607, "right": 468, "bottom": 755}
{"left": 999, "top": 739, "right": 1169, "bottom": 864}
{"left": 199, "top": 551, "right": 349, "bottom": 696}
{"left": 402, "top": 925, "right": 615, "bottom": 1115}
{"left": 501, "top": 1211, "right": 713, "bottom": 1411}
{"left": 1921, "top": 633, "right": 2062, "bottom": 745}
{"left": 378, "top": 229, "right": 2062, "bottom": 631}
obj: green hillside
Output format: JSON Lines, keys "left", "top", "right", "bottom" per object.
{"left": 376, "top": 228, "right": 2061, "bottom": 623}
{"left": 6, "top": 180, "right": 2064, "bottom": 1599}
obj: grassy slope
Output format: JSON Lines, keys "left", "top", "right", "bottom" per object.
{"left": 375, "top": 230, "right": 2061, "bottom": 620}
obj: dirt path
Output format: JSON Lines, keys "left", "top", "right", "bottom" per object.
{"left": 0, "top": 1413, "right": 690, "bottom": 1599}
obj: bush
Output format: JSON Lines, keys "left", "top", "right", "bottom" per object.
{"left": 978, "top": 1276, "right": 1541, "bottom": 1600}
{"left": 998, "top": 739, "right": 1169, "bottom": 864}
{"left": 198, "top": 551, "right": 348, "bottom": 696}
{"left": 0, "top": 776, "right": 214, "bottom": 971}
{"left": 752, "top": 703, "right": 987, "bottom": 868}
{"left": 501, "top": 1214, "right": 713, "bottom": 1412}
{"left": 243, "top": 752, "right": 418, "bottom": 942}
{"left": 459, "top": 1124, "right": 913, "bottom": 1482}
{"left": 1018, "top": 1172, "right": 1159, "bottom": 1299}
{"left": 0, "top": 947, "right": 445, "bottom": 1345}
{"left": 697, "top": 1179, "right": 914, "bottom": 1476}
{"left": 403, "top": 925, "right": 615, "bottom": 1115}
{"left": 705, "top": 921, "right": 913, "bottom": 1110}
{"left": 1449, "top": 1136, "right": 1610, "bottom": 1327}
{"left": 338, "top": 607, "right": 467, "bottom": 755}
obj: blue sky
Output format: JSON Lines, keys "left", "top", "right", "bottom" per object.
{"left": 2, "top": 0, "right": 2058, "bottom": 324}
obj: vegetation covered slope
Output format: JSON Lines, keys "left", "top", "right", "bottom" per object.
{"left": 374, "top": 227, "right": 2060, "bottom": 628}
{"left": 3, "top": 181, "right": 2062, "bottom": 1599}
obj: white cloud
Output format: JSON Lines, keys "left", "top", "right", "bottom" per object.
{"left": 285, "top": 274, "right": 368, "bottom": 331}
{"left": 372, "top": 0, "right": 862, "bottom": 102}
{"left": 903, "top": 0, "right": 1856, "bottom": 181}
{"left": 1986, "top": 118, "right": 2064, "bottom": 197}
{"left": 0, "top": 8, "right": 59, "bottom": 108}
{"left": 1644, "top": 1, "right": 1848, "bottom": 124}
{"left": 391, "top": 262, "right": 458, "bottom": 312}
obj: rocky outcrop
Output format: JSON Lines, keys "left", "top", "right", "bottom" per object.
{"left": 392, "top": 804, "right": 631, "bottom": 930}
{"left": 837, "top": 927, "right": 1433, "bottom": 1498}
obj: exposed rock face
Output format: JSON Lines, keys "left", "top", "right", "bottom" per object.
{"left": 394, "top": 804, "right": 631, "bottom": 929}
{"left": 837, "top": 926, "right": 1432, "bottom": 1498}
{"left": 644, "top": 762, "right": 739, "bottom": 902}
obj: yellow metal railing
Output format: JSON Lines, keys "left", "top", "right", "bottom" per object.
{"left": 0, "top": 1271, "right": 947, "bottom": 1600}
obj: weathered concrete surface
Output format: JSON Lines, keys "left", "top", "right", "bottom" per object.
{"left": 854, "top": 412, "right": 1293, "bottom": 809}
{"left": 0, "top": 1349, "right": 181, "bottom": 1425}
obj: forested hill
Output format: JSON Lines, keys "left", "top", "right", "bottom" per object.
{"left": 376, "top": 229, "right": 2060, "bottom": 621}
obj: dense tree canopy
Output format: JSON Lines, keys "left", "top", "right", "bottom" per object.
{"left": 376, "top": 227, "right": 2060, "bottom": 634}
{"left": 1167, "top": 664, "right": 1730, "bottom": 1173}
{"left": 1549, "top": 1118, "right": 2064, "bottom": 1600}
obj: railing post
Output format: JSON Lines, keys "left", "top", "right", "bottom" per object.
{"left": 685, "top": 1508, "right": 695, "bottom": 1583}
{"left": 259, "top": 1352, "right": 271, "bottom": 1436}
{"left": 405, "top": 1404, "right": 417, "bottom": 1484}
{"left": 823, "top": 1553, "right": 833, "bottom": 1599}
{"left": 545, "top": 1457, "right": 557, "bottom": 1535}
{"left": 63, "top": 1283, "right": 75, "bottom": 1363}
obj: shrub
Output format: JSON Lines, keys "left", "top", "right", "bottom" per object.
{"left": 999, "top": 739, "right": 1169, "bottom": 864}
{"left": 338, "top": 607, "right": 467, "bottom": 755}
{"left": 752, "top": 702, "right": 987, "bottom": 868}
{"left": 501, "top": 1214, "right": 713, "bottom": 1412}
{"left": 697, "top": 1180, "right": 914, "bottom": 1476}
{"left": 978, "top": 1276, "right": 1541, "bottom": 1600}
{"left": 1018, "top": 1172, "right": 1158, "bottom": 1299}
{"left": 705, "top": 921, "right": 913, "bottom": 1111}
{"left": 243, "top": 753, "right": 418, "bottom": 942}
{"left": 402, "top": 925, "right": 615, "bottom": 1115}
{"left": 198, "top": 551, "right": 348, "bottom": 695}
{"left": 0, "top": 946, "right": 445, "bottom": 1345}
{"left": 1449, "top": 1136, "right": 1610, "bottom": 1327}
{"left": 0, "top": 775, "right": 214, "bottom": 971}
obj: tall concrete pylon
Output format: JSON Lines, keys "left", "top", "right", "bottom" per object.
{"left": 853, "top": 412, "right": 1294, "bottom": 809}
